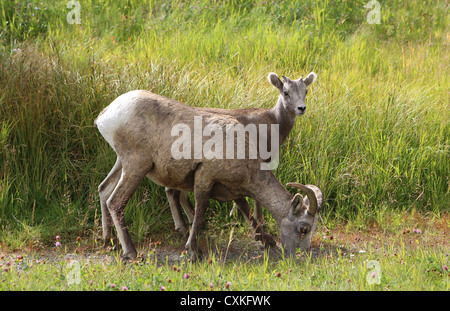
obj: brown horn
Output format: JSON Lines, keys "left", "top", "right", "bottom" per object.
{"left": 286, "top": 183, "right": 318, "bottom": 216}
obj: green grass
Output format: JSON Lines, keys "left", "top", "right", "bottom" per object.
{"left": 1, "top": 212, "right": 449, "bottom": 291}
{"left": 0, "top": 0, "right": 448, "bottom": 290}
{"left": 4, "top": 250, "right": 447, "bottom": 291}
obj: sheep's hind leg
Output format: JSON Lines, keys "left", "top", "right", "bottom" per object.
{"left": 98, "top": 158, "right": 122, "bottom": 249}
{"left": 179, "top": 191, "right": 195, "bottom": 223}
{"left": 106, "top": 163, "right": 151, "bottom": 260}
{"left": 165, "top": 188, "right": 189, "bottom": 236}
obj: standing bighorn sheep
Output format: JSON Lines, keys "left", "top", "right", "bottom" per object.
{"left": 166, "top": 72, "right": 318, "bottom": 246}
{"left": 95, "top": 74, "right": 322, "bottom": 260}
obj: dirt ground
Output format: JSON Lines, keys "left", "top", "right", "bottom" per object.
{"left": 1, "top": 212, "right": 447, "bottom": 266}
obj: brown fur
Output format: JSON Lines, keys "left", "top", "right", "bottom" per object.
{"left": 96, "top": 75, "right": 321, "bottom": 260}
{"left": 166, "top": 72, "right": 317, "bottom": 241}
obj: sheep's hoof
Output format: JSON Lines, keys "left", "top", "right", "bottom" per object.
{"left": 176, "top": 226, "right": 190, "bottom": 238}
{"left": 254, "top": 232, "right": 276, "bottom": 248}
{"left": 121, "top": 249, "right": 138, "bottom": 261}
{"left": 121, "top": 256, "right": 137, "bottom": 263}
{"left": 189, "top": 250, "right": 203, "bottom": 262}
{"left": 103, "top": 237, "right": 119, "bottom": 250}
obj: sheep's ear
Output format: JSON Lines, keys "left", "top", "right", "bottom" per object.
{"left": 291, "top": 193, "right": 304, "bottom": 215}
{"left": 303, "top": 72, "right": 317, "bottom": 87}
{"left": 268, "top": 72, "right": 283, "bottom": 91}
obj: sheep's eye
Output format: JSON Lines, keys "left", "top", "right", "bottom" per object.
{"left": 298, "top": 225, "right": 310, "bottom": 236}
{"left": 283, "top": 91, "right": 289, "bottom": 97}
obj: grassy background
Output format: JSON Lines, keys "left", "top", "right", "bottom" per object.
{"left": 0, "top": 0, "right": 448, "bottom": 248}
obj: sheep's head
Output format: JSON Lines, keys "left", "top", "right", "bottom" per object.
{"left": 280, "top": 183, "right": 323, "bottom": 257}
{"left": 267, "top": 72, "right": 317, "bottom": 117}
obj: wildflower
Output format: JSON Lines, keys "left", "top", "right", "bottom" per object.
{"left": 224, "top": 281, "right": 231, "bottom": 289}
{"left": 122, "top": 286, "right": 128, "bottom": 291}
{"left": 110, "top": 283, "right": 116, "bottom": 289}
{"left": 56, "top": 235, "right": 60, "bottom": 241}
{"left": 89, "top": 280, "right": 93, "bottom": 286}
{"left": 209, "top": 283, "right": 214, "bottom": 290}
{"left": 76, "top": 236, "right": 81, "bottom": 242}
{"left": 443, "top": 265, "right": 448, "bottom": 271}
{"left": 275, "top": 272, "right": 281, "bottom": 278}
{"left": 55, "top": 241, "right": 61, "bottom": 247}
{"left": 184, "top": 273, "right": 190, "bottom": 279}
{"left": 371, "top": 272, "right": 376, "bottom": 278}
{"left": 160, "top": 286, "right": 166, "bottom": 291}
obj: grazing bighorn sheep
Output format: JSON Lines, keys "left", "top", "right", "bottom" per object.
{"left": 95, "top": 87, "right": 322, "bottom": 260}
{"left": 166, "top": 72, "right": 318, "bottom": 244}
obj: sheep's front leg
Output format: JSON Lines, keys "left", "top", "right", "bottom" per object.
{"left": 185, "top": 184, "right": 211, "bottom": 261}
{"left": 253, "top": 201, "right": 263, "bottom": 225}
{"left": 234, "top": 197, "right": 276, "bottom": 247}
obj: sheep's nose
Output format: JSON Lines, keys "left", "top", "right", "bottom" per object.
{"left": 298, "top": 106, "right": 306, "bottom": 113}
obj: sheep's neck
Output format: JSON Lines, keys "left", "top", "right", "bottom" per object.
{"left": 248, "top": 171, "right": 293, "bottom": 225}
{"left": 270, "top": 96, "right": 297, "bottom": 145}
